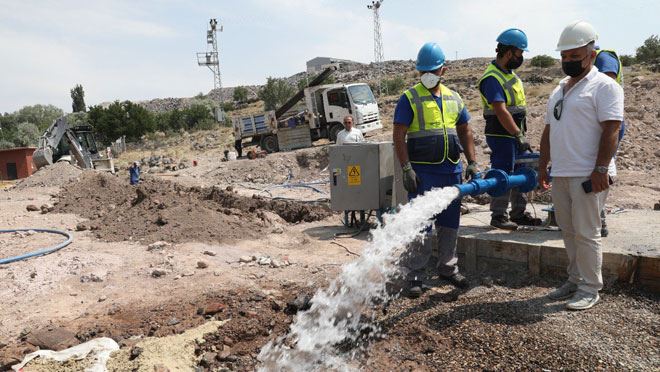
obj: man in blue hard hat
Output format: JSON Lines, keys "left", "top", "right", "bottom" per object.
{"left": 593, "top": 46, "right": 625, "bottom": 237}
{"left": 393, "top": 42, "right": 479, "bottom": 297}
{"left": 478, "top": 28, "right": 542, "bottom": 230}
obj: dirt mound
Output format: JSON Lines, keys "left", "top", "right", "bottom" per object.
{"left": 12, "top": 162, "right": 83, "bottom": 190}
{"left": 53, "top": 172, "right": 331, "bottom": 245}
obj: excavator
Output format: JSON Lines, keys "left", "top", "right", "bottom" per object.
{"left": 32, "top": 116, "right": 114, "bottom": 172}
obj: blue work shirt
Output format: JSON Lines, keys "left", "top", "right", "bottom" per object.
{"left": 478, "top": 61, "right": 509, "bottom": 104}
{"left": 595, "top": 51, "right": 620, "bottom": 76}
{"left": 595, "top": 49, "right": 625, "bottom": 142}
{"left": 393, "top": 91, "right": 470, "bottom": 174}
{"left": 129, "top": 166, "right": 140, "bottom": 185}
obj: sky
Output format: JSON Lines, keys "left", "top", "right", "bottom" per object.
{"left": 1, "top": 0, "right": 657, "bottom": 113}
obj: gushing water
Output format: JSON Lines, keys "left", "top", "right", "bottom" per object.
{"left": 258, "top": 186, "right": 459, "bottom": 371}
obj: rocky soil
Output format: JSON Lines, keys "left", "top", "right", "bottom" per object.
{"left": 52, "top": 171, "right": 330, "bottom": 245}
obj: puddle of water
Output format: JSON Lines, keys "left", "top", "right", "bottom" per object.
{"left": 258, "top": 186, "right": 459, "bottom": 371}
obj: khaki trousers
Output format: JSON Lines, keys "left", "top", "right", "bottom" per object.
{"left": 551, "top": 177, "right": 608, "bottom": 294}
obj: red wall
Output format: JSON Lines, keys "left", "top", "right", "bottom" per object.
{"left": 0, "top": 147, "right": 36, "bottom": 180}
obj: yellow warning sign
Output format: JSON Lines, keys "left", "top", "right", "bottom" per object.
{"left": 347, "top": 165, "right": 361, "bottom": 186}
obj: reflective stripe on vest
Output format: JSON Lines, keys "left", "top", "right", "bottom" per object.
{"left": 404, "top": 83, "right": 463, "bottom": 164}
{"left": 596, "top": 49, "right": 623, "bottom": 86}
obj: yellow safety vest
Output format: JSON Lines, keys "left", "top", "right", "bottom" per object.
{"left": 477, "top": 62, "right": 527, "bottom": 138}
{"left": 595, "top": 49, "right": 623, "bottom": 86}
{"left": 404, "top": 83, "right": 464, "bottom": 165}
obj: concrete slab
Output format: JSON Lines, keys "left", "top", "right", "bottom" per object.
{"left": 456, "top": 203, "right": 660, "bottom": 292}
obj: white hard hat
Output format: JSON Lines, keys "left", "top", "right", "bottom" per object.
{"left": 556, "top": 20, "right": 598, "bottom": 51}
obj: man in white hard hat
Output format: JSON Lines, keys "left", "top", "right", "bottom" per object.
{"left": 539, "top": 21, "right": 624, "bottom": 310}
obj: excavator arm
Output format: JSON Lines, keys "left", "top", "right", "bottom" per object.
{"left": 33, "top": 116, "right": 94, "bottom": 169}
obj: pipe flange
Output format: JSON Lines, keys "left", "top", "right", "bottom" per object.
{"left": 485, "top": 169, "right": 509, "bottom": 197}
{"left": 515, "top": 167, "right": 538, "bottom": 193}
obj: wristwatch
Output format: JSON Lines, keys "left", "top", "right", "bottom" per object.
{"left": 594, "top": 165, "right": 609, "bottom": 174}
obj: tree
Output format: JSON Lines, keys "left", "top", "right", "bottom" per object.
{"left": 233, "top": 86, "right": 249, "bottom": 103}
{"left": 620, "top": 55, "right": 636, "bottom": 66}
{"left": 0, "top": 139, "right": 14, "bottom": 149}
{"left": 183, "top": 104, "right": 212, "bottom": 130}
{"left": 88, "top": 101, "right": 155, "bottom": 143}
{"left": 70, "top": 84, "right": 86, "bottom": 112}
{"left": 258, "top": 77, "right": 295, "bottom": 111}
{"left": 635, "top": 35, "right": 660, "bottom": 63}
{"left": 13, "top": 122, "right": 40, "bottom": 147}
{"left": 530, "top": 55, "right": 556, "bottom": 67}
{"left": 14, "top": 104, "right": 64, "bottom": 132}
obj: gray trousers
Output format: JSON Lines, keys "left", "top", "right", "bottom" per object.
{"left": 490, "top": 188, "right": 527, "bottom": 219}
{"left": 552, "top": 177, "right": 608, "bottom": 294}
{"left": 399, "top": 226, "right": 459, "bottom": 281}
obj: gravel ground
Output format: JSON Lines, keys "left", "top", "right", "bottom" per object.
{"left": 362, "top": 279, "right": 659, "bottom": 371}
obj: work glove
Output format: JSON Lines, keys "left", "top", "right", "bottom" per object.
{"left": 516, "top": 133, "right": 532, "bottom": 152}
{"left": 465, "top": 161, "right": 479, "bottom": 180}
{"left": 402, "top": 162, "right": 421, "bottom": 194}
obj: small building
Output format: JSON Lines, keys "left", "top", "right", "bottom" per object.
{"left": 306, "top": 56, "right": 360, "bottom": 73}
{"left": 0, "top": 147, "right": 36, "bottom": 180}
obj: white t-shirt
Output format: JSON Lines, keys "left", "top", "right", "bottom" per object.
{"left": 545, "top": 67, "right": 624, "bottom": 177}
{"left": 336, "top": 128, "right": 365, "bottom": 145}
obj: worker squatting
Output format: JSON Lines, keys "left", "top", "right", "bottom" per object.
{"left": 395, "top": 20, "right": 624, "bottom": 311}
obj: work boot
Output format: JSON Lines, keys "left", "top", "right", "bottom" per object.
{"left": 441, "top": 272, "right": 470, "bottom": 289}
{"left": 566, "top": 290, "right": 600, "bottom": 311}
{"left": 490, "top": 216, "right": 518, "bottom": 230}
{"left": 547, "top": 281, "right": 578, "bottom": 300}
{"left": 510, "top": 212, "right": 543, "bottom": 226}
{"left": 406, "top": 280, "right": 423, "bottom": 298}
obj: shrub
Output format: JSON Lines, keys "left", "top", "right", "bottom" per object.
{"left": 233, "top": 86, "right": 249, "bottom": 103}
{"left": 382, "top": 76, "right": 406, "bottom": 95}
{"left": 530, "top": 55, "right": 556, "bottom": 68}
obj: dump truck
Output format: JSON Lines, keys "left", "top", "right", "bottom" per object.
{"left": 232, "top": 65, "right": 382, "bottom": 154}
{"left": 32, "top": 116, "right": 114, "bottom": 172}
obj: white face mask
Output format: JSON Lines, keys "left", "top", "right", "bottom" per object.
{"left": 420, "top": 72, "right": 441, "bottom": 89}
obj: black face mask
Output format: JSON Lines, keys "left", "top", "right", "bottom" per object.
{"left": 562, "top": 56, "right": 588, "bottom": 77}
{"left": 506, "top": 55, "right": 523, "bottom": 70}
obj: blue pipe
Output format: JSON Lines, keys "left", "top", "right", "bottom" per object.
{"left": 0, "top": 228, "right": 73, "bottom": 265}
{"left": 454, "top": 167, "right": 537, "bottom": 197}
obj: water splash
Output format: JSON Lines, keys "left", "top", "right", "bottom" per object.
{"left": 258, "top": 186, "right": 459, "bottom": 371}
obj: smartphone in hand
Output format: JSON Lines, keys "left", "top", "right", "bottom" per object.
{"left": 581, "top": 176, "right": 614, "bottom": 194}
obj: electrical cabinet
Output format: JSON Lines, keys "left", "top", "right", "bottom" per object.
{"left": 329, "top": 142, "right": 407, "bottom": 211}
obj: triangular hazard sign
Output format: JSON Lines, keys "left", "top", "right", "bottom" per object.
{"left": 348, "top": 167, "right": 360, "bottom": 176}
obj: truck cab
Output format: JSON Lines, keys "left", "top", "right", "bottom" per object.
{"left": 305, "top": 83, "right": 382, "bottom": 141}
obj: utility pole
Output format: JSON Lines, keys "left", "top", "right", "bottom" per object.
{"left": 367, "top": 1, "right": 384, "bottom": 94}
{"left": 197, "top": 18, "right": 223, "bottom": 90}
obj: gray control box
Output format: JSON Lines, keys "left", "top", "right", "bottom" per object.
{"left": 329, "top": 142, "right": 407, "bottom": 211}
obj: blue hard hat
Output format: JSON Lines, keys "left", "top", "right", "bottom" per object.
{"left": 416, "top": 42, "right": 446, "bottom": 71}
{"left": 496, "top": 28, "right": 529, "bottom": 51}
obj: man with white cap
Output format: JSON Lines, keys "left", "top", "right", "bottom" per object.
{"left": 539, "top": 21, "right": 624, "bottom": 310}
